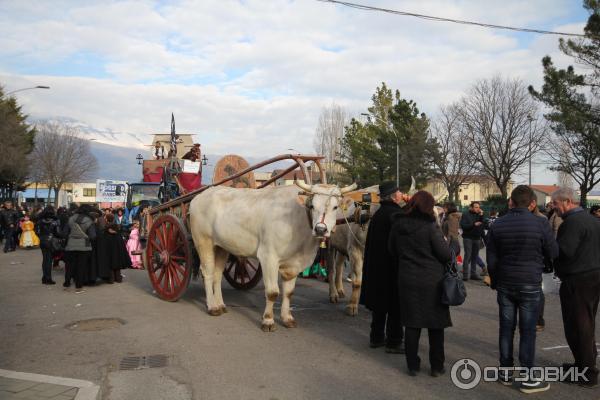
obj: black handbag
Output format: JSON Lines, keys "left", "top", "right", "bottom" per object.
{"left": 49, "top": 235, "right": 66, "bottom": 252}
{"left": 441, "top": 251, "right": 467, "bottom": 306}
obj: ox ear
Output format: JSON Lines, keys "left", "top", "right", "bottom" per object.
{"left": 297, "top": 193, "right": 308, "bottom": 207}
{"left": 341, "top": 196, "right": 354, "bottom": 210}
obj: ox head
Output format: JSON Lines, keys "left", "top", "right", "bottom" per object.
{"left": 295, "top": 180, "right": 357, "bottom": 238}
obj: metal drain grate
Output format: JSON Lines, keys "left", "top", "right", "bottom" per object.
{"left": 119, "top": 355, "right": 168, "bottom": 370}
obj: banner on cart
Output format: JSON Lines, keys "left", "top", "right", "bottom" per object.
{"left": 96, "top": 179, "right": 128, "bottom": 203}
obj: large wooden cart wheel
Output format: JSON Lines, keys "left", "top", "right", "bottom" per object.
{"left": 146, "top": 214, "right": 193, "bottom": 301}
{"left": 224, "top": 255, "right": 262, "bottom": 290}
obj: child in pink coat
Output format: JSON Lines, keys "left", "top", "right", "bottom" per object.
{"left": 126, "top": 220, "right": 142, "bottom": 269}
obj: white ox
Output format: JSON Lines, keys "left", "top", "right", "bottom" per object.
{"left": 189, "top": 181, "right": 356, "bottom": 331}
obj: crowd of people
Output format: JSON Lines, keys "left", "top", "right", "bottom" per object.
{"left": 0, "top": 201, "right": 146, "bottom": 293}
{"left": 360, "top": 182, "right": 600, "bottom": 393}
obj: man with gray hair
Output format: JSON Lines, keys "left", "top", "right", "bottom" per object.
{"left": 552, "top": 187, "right": 600, "bottom": 388}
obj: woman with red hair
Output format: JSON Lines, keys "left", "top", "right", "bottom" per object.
{"left": 388, "top": 190, "right": 452, "bottom": 377}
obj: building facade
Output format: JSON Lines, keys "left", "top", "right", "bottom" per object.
{"left": 424, "top": 175, "right": 512, "bottom": 207}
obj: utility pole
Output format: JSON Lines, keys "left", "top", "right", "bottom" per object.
{"left": 527, "top": 114, "right": 534, "bottom": 186}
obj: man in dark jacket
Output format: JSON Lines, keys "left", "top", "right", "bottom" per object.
{"left": 359, "top": 181, "right": 405, "bottom": 353}
{"left": 460, "top": 201, "right": 485, "bottom": 281}
{"left": 486, "top": 185, "right": 558, "bottom": 393}
{"left": 552, "top": 187, "right": 600, "bottom": 388}
{"left": 1, "top": 201, "right": 20, "bottom": 252}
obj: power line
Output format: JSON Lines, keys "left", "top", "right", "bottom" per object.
{"left": 317, "top": 0, "right": 586, "bottom": 38}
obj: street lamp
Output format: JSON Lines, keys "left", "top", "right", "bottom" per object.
{"left": 6, "top": 86, "right": 50, "bottom": 96}
{"left": 361, "top": 113, "right": 400, "bottom": 188}
{"left": 527, "top": 114, "right": 535, "bottom": 186}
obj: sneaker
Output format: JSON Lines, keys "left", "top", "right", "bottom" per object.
{"left": 519, "top": 379, "right": 550, "bottom": 394}
{"left": 498, "top": 369, "right": 513, "bottom": 386}
{"left": 536, "top": 324, "right": 545, "bottom": 332}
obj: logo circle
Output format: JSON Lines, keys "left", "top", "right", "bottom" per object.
{"left": 451, "top": 358, "right": 482, "bottom": 390}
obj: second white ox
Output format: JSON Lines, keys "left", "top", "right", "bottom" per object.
{"left": 189, "top": 181, "right": 356, "bottom": 331}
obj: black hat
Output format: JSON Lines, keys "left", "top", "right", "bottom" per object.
{"left": 379, "top": 181, "right": 398, "bottom": 197}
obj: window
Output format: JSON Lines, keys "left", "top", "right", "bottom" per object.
{"left": 83, "top": 188, "right": 96, "bottom": 197}
{"left": 464, "top": 195, "right": 468, "bottom": 200}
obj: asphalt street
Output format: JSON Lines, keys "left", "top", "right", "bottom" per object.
{"left": 0, "top": 248, "right": 598, "bottom": 400}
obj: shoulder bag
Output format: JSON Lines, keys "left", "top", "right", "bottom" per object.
{"left": 441, "top": 250, "right": 467, "bottom": 306}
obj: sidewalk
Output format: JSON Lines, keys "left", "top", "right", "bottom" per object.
{"left": 0, "top": 369, "right": 98, "bottom": 400}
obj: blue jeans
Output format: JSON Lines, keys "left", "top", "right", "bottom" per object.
{"left": 462, "top": 238, "right": 481, "bottom": 278}
{"left": 497, "top": 284, "right": 542, "bottom": 368}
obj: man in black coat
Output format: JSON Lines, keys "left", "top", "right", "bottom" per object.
{"left": 359, "top": 181, "right": 405, "bottom": 353}
{"left": 460, "top": 201, "right": 485, "bottom": 281}
{"left": 552, "top": 187, "right": 600, "bottom": 388}
{"left": 486, "top": 185, "right": 558, "bottom": 393}
{"left": 1, "top": 201, "right": 20, "bottom": 253}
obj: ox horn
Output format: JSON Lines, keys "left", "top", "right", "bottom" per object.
{"left": 408, "top": 176, "right": 417, "bottom": 195}
{"left": 294, "top": 179, "right": 313, "bottom": 193}
{"left": 340, "top": 183, "right": 358, "bottom": 194}
{"left": 434, "top": 192, "right": 446, "bottom": 203}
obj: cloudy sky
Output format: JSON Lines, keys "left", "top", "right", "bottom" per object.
{"left": 0, "top": 0, "right": 589, "bottom": 184}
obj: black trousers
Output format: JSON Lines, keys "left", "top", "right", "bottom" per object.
{"left": 70, "top": 251, "right": 92, "bottom": 289}
{"left": 404, "top": 327, "right": 445, "bottom": 371}
{"left": 41, "top": 247, "right": 53, "bottom": 281}
{"left": 371, "top": 308, "right": 404, "bottom": 346}
{"left": 559, "top": 270, "right": 600, "bottom": 380}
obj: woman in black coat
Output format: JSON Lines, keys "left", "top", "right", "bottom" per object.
{"left": 388, "top": 190, "right": 452, "bottom": 377}
{"left": 35, "top": 206, "right": 59, "bottom": 285}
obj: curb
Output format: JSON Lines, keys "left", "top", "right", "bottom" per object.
{"left": 0, "top": 369, "right": 99, "bottom": 400}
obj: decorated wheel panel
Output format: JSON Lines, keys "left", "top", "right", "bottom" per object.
{"left": 146, "top": 214, "right": 193, "bottom": 301}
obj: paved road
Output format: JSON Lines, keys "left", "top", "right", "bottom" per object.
{"left": 0, "top": 248, "right": 598, "bottom": 400}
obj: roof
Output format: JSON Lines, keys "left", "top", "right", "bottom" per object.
{"left": 530, "top": 185, "right": 560, "bottom": 195}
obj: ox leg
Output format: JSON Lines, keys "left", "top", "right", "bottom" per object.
{"left": 346, "top": 248, "right": 363, "bottom": 316}
{"left": 213, "top": 247, "right": 228, "bottom": 314}
{"left": 335, "top": 252, "right": 346, "bottom": 299}
{"left": 197, "top": 239, "right": 222, "bottom": 316}
{"left": 260, "top": 257, "right": 279, "bottom": 332}
{"left": 327, "top": 249, "right": 339, "bottom": 303}
{"left": 281, "top": 270, "right": 298, "bottom": 328}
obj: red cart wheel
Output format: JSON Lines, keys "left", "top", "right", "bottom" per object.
{"left": 146, "top": 214, "right": 192, "bottom": 301}
{"left": 224, "top": 255, "right": 262, "bottom": 290}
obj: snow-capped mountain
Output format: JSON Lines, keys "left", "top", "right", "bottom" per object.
{"left": 30, "top": 116, "right": 150, "bottom": 148}
{"left": 28, "top": 117, "right": 296, "bottom": 184}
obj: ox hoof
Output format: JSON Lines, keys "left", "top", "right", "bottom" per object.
{"left": 337, "top": 290, "right": 346, "bottom": 298}
{"left": 283, "top": 319, "right": 298, "bottom": 329}
{"left": 345, "top": 305, "right": 358, "bottom": 316}
{"left": 220, "top": 305, "right": 228, "bottom": 313}
{"left": 329, "top": 295, "right": 339, "bottom": 304}
{"left": 208, "top": 308, "right": 223, "bottom": 316}
{"left": 261, "top": 323, "right": 277, "bottom": 332}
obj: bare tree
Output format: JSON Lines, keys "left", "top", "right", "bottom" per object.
{"left": 431, "top": 104, "right": 480, "bottom": 203}
{"left": 459, "top": 76, "right": 546, "bottom": 198}
{"left": 545, "top": 127, "right": 600, "bottom": 206}
{"left": 33, "top": 122, "right": 98, "bottom": 205}
{"left": 313, "top": 103, "right": 348, "bottom": 183}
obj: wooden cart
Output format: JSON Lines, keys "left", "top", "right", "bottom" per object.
{"left": 141, "top": 154, "right": 327, "bottom": 301}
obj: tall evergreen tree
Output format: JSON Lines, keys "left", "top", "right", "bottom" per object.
{"left": 0, "top": 86, "right": 36, "bottom": 201}
{"left": 337, "top": 83, "right": 437, "bottom": 188}
{"left": 529, "top": 1, "right": 600, "bottom": 206}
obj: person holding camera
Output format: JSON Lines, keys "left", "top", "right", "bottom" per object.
{"left": 460, "top": 201, "right": 485, "bottom": 281}
{"left": 486, "top": 185, "right": 558, "bottom": 393}
{"left": 64, "top": 205, "right": 97, "bottom": 293}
